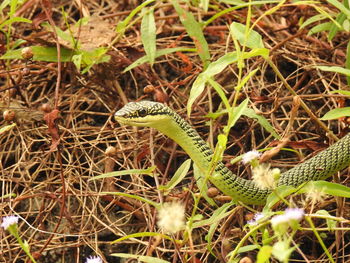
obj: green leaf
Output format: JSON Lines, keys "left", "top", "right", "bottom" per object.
{"left": 205, "top": 109, "right": 228, "bottom": 120}
{"left": 187, "top": 52, "right": 238, "bottom": 115}
{"left": 243, "top": 47, "right": 269, "bottom": 59}
{"left": 243, "top": 108, "right": 280, "bottom": 139}
{"left": 329, "top": 89, "right": 350, "bottom": 96}
{"left": 123, "top": 47, "right": 195, "bottom": 72}
{"left": 116, "top": 0, "right": 156, "bottom": 34}
{"left": 158, "top": 159, "right": 191, "bottom": 194}
{"left": 141, "top": 8, "right": 157, "bottom": 66}
{"left": 0, "top": 123, "right": 16, "bottom": 134}
{"left": 300, "top": 14, "right": 327, "bottom": 29}
{"left": 263, "top": 185, "right": 297, "bottom": 212}
{"left": 308, "top": 22, "right": 332, "bottom": 35}
{"left": 315, "top": 210, "right": 337, "bottom": 230}
{"left": 0, "top": 17, "right": 32, "bottom": 29}
{"left": 328, "top": 12, "right": 347, "bottom": 40}
{"left": 235, "top": 68, "right": 259, "bottom": 92}
{"left": 80, "top": 47, "right": 110, "bottom": 73}
{"left": 201, "top": 202, "right": 234, "bottom": 253}
{"left": 208, "top": 79, "right": 230, "bottom": 110}
{"left": 272, "top": 240, "right": 295, "bottom": 262}
{"left": 298, "top": 181, "right": 350, "bottom": 198}
{"left": 111, "top": 253, "right": 170, "bottom": 263}
{"left": 347, "top": 40, "right": 350, "bottom": 85}
{"left": 224, "top": 98, "right": 249, "bottom": 134}
{"left": 0, "top": 46, "right": 75, "bottom": 62}
{"left": 320, "top": 107, "right": 350, "bottom": 120}
{"left": 0, "top": 193, "right": 16, "bottom": 199}
{"left": 316, "top": 65, "right": 350, "bottom": 76}
{"left": 257, "top": 245, "right": 273, "bottom": 263}
{"left": 193, "top": 164, "right": 216, "bottom": 206}
{"left": 213, "top": 133, "right": 228, "bottom": 161}
{"left": 172, "top": 0, "right": 210, "bottom": 67}
{"left": 230, "top": 22, "right": 264, "bottom": 49}
{"left": 72, "top": 54, "right": 82, "bottom": 71}
{"left": 327, "top": 0, "right": 350, "bottom": 18}
{"left": 237, "top": 244, "right": 260, "bottom": 254}
{"left": 89, "top": 166, "right": 156, "bottom": 181}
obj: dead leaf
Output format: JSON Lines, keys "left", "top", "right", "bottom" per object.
{"left": 43, "top": 109, "right": 60, "bottom": 151}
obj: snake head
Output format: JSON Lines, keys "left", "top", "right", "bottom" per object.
{"left": 114, "top": 101, "right": 172, "bottom": 127}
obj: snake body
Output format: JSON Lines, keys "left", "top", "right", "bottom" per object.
{"left": 115, "top": 101, "right": 350, "bottom": 205}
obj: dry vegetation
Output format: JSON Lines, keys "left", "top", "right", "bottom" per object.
{"left": 0, "top": 0, "right": 349, "bottom": 262}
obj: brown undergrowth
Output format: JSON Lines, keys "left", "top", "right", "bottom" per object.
{"left": 0, "top": 1, "right": 349, "bottom": 262}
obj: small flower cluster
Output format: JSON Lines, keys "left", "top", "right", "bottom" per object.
{"left": 242, "top": 150, "right": 280, "bottom": 190}
{"left": 242, "top": 150, "right": 261, "bottom": 165}
{"left": 157, "top": 202, "right": 186, "bottom": 234}
{"left": 246, "top": 208, "right": 305, "bottom": 262}
{"left": 247, "top": 213, "right": 265, "bottom": 226}
{"left": 1, "top": 215, "right": 38, "bottom": 263}
{"left": 271, "top": 208, "right": 304, "bottom": 234}
{"left": 252, "top": 163, "right": 280, "bottom": 190}
{"left": 86, "top": 256, "right": 103, "bottom": 263}
{"left": 1, "top": 215, "right": 19, "bottom": 230}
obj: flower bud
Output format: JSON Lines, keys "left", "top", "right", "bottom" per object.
{"left": 21, "top": 47, "right": 34, "bottom": 60}
{"left": 3, "top": 110, "right": 15, "bottom": 121}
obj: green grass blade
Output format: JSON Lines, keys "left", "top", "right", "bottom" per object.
{"left": 193, "top": 164, "right": 216, "bottom": 206}
{"left": 208, "top": 79, "right": 230, "bottom": 110}
{"left": 243, "top": 108, "right": 280, "bottom": 139}
{"left": 0, "top": 17, "right": 32, "bottom": 29}
{"left": 327, "top": 0, "right": 350, "bottom": 18}
{"left": 141, "top": 8, "right": 156, "bottom": 66}
{"left": 116, "top": 0, "right": 155, "bottom": 34}
{"left": 158, "top": 159, "right": 191, "bottom": 194}
{"left": 308, "top": 22, "right": 332, "bottom": 35}
{"left": 263, "top": 185, "right": 297, "bottom": 212}
{"left": 320, "top": 107, "right": 350, "bottom": 120}
{"left": 123, "top": 47, "right": 195, "bottom": 72}
{"left": 224, "top": 98, "right": 249, "bottom": 134}
{"left": 329, "top": 89, "right": 350, "bottom": 96}
{"left": 346, "top": 40, "right": 350, "bottom": 85}
{"left": 89, "top": 166, "right": 156, "bottom": 180}
{"left": 0, "top": 123, "right": 16, "bottom": 134}
{"left": 172, "top": 0, "right": 210, "bottom": 67}
{"left": 187, "top": 51, "right": 238, "bottom": 116}
{"left": 230, "top": 22, "right": 264, "bottom": 49}
{"left": 0, "top": 46, "right": 75, "bottom": 62}
{"left": 316, "top": 65, "right": 350, "bottom": 76}
{"left": 299, "top": 181, "right": 350, "bottom": 198}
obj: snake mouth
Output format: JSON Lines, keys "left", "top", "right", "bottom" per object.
{"left": 114, "top": 116, "right": 150, "bottom": 126}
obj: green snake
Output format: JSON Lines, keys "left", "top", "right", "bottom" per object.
{"left": 115, "top": 101, "right": 350, "bottom": 205}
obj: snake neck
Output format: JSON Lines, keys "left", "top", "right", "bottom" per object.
{"left": 151, "top": 111, "right": 269, "bottom": 205}
{"left": 152, "top": 111, "right": 213, "bottom": 170}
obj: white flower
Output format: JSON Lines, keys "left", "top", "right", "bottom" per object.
{"left": 284, "top": 208, "right": 304, "bottom": 221}
{"left": 252, "top": 163, "right": 279, "bottom": 190}
{"left": 242, "top": 150, "right": 261, "bottom": 164}
{"left": 271, "top": 208, "right": 304, "bottom": 234}
{"left": 85, "top": 256, "right": 103, "bottom": 263}
{"left": 247, "top": 213, "right": 265, "bottom": 225}
{"left": 157, "top": 202, "right": 185, "bottom": 234}
{"left": 1, "top": 216, "right": 19, "bottom": 230}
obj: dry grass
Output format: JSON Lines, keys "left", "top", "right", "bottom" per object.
{"left": 0, "top": 1, "right": 349, "bottom": 262}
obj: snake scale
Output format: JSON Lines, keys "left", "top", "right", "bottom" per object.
{"left": 115, "top": 101, "right": 350, "bottom": 205}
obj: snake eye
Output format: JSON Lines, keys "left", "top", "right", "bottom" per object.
{"left": 138, "top": 109, "right": 147, "bottom": 117}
